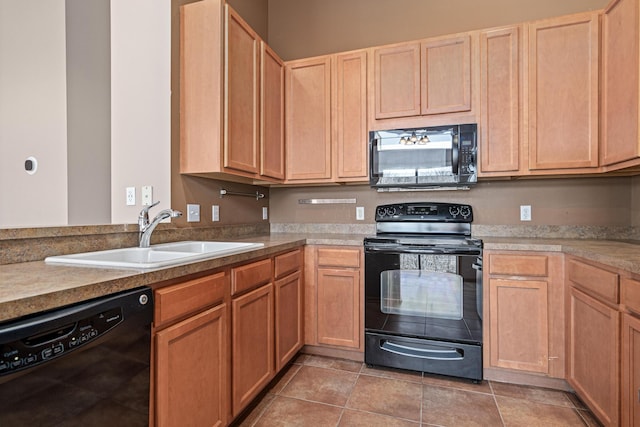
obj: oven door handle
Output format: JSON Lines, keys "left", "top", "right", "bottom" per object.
{"left": 380, "top": 340, "right": 464, "bottom": 361}
{"left": 365, "top": 245, "right": 478, "bottom": 255}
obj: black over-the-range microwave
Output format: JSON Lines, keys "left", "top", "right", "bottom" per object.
{"left": 369, "top": 123, "right": 477, "bottom": 189}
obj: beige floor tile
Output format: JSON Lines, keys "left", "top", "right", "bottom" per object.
{"left": 346, "top": 375, "right": 422, "bottom": 422}
{"left": 338, "top": 409, "right": 420, "bottom": 426}
{"left": 496, "top": 395, "right": 586, "bottom": 426}
{"left": 292, "top": 353, "right": 309, "bottom": 365}
{"left": 237, "top": 393, "right": 276, "bottom": 427}
{"left": 303, "top": 355, "right": 363, "bottom": 373}
{"left": 280, "top": 365, "right": 357, "bottom": 406}
{"left": 268, "top": 364, "right": 301, "bottom": 395}
{"left": 491, "top": 381, "right": 574, "bottom": 408}
{"left": 254, "top": 396, "right": 343, "bottom": 427}
{"left": 423, "top": 372, "right": 492, "bottom": 394}
{"left": 360, "top": 364, "right": 423, "bottom": 383}
{"left": 422, "top": 385, "right": 503, "bottom": 426}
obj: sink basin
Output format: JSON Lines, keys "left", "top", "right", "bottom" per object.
{"left": 153, "top": 241, "right": 263, "bottom": 254}
{"left": 45, "top": 241, "right": 264, "bottom": 269}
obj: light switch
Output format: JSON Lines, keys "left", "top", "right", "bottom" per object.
{"left": 356, "top": 206, "right": 365, "bottom": 221}
{"left": 212, "top": 205, "right": 220, "bottom": 222}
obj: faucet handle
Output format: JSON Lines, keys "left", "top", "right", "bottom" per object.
{"left": 138, "top": 200, "right": 160, "bottom": 222}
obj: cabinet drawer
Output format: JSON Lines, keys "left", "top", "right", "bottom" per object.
{"left": 155, "top": 272, "right": 227, "bottom": 327}
{"left": 567, "top": 259, "right": 619, "bottom": 304}
{"left": 488, "top": 254, "right": 548, "bottom": 277}
{"left": 274, "top": 249, "right": 302, "bottom": 279}
{"left": 623, "top": 277, "right": 640, "bottom": 315}
{"left": 317, "top": 247, "right": 360, "bottom": 268}
{"left": 232, "top": 258, "right": 272, "bottom": 295}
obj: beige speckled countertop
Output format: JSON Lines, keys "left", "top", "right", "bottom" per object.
{"left": 481, "top": 237, "right": 640, "bottom": 276}
{"left": 0, "top": 233, "right": 368, "bottom": 323}
{"left": 2, "top": 232, "right": 639, "bottom": 323}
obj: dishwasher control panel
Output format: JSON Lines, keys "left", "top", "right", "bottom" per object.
{"left": 0, "top": 307, "right": 124, "bottom": 376}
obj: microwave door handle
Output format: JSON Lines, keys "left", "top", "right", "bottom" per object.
{"left": 451, "top": 134, "right": 459, "bottom": 175}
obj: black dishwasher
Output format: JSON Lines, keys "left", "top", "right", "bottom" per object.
{"left": 0, "top": 287, "right": 153, "bottom": 427}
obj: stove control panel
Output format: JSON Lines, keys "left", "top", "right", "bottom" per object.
{"left": 375, "top": 202, "right": 473, "bottom": 222}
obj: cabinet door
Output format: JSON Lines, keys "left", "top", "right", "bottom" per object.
{"left": 275, "top": 271, "right": 303, "bottom": 371}
{"left": 528, "top": 13, "right": 599, "bottom": 171}
{"left": 285, "top": 56, "right": 332, "bottom": 181}
{"left": 232, "top": 283, "right": 274, "bottom": 416}
{"left": 225, "top": 6, "right": 259, "bottom": 174}
{"left": 317, "top": 267, "right": 361, "bottom": 349}
{"left": 568, "top": 287, "right": 620, "bottom": 426}
{"left": 479, "top": 26, "right": 522, "bottom": 175}
{"left": 488, "top": 278, "right": 549, "bottom": 373}
{"left": 373, "top": 43, "right": 421, "bottom": 119}
{"left": 601, "top": 0, "right": 640, "bottom": 166}
{"left": 623, "top": 313, "right": 640, "bottom": 427}
{"left": 261, "top": 42, "right": 285, "bottom": 180}
{"left": 156, "top": 304, "right": 228, "bottom": 427}
{"left": 421, "top": 35, "right": 472, "bottom": 115}
{"left": 179, "top": 0, "right": 224, "bottom": 174}
{"left": 334, "top": 50, "right": 368, "bottom": 181}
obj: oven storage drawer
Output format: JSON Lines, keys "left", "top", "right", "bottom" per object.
{"left": 365, "top": 332, "right": 482, "bottom": 381}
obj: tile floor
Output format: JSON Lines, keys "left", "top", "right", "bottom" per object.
{"left": 237, "top": 354, "right": 602, "bottom": 427}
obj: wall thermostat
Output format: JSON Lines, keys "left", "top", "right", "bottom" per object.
{"left": 25, "top": 156, "right": 38, "bottom": 175}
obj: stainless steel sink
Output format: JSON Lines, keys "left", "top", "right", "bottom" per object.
{"left": 44, "top": 241, "right": 264, "bottom": 269}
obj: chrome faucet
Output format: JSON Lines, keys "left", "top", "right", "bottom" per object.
{"left": 138, "top": 201, "right": 182, "bottom": 248}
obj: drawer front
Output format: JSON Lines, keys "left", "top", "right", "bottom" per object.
{"left": 232, "top": 258, "right": 272, "bottom": 295}
{"left": 623, "top": 277, "right": 640, "bottom": 315}
{"left": 155, "top": 271, "right": 228, "bottom": 327}
{"left": 567, "top": 259, "right": 619, "bottom": 304}
{"left": 317, "top": 247, "right": 361, "bottom": 268}
{"left": 488, "top": 253, "right": 548, "bottom": 277}
{"left": 274, "top": 249, "right": 302, "bottom": 279}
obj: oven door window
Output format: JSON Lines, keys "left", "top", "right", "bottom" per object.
{"left": 380, "top": 254, "right": 463, "bottom": 320}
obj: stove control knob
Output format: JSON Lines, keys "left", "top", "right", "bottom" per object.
{"left": 376, "top": 207, "right": 386, "bottom": 218}
{"left": 385, "top": 206, "right": 397, "bottom": 217}
{"left": 460, "top": 206, "right": 471, "bottom": 218}
{"left": 449, "top": 206, "right": 460, "bottom": 218}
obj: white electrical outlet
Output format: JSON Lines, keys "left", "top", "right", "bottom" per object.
{"left": 262, "top": 207, "right": 268, "bottom": 220}
{"left": 126, "top": 187, "right": 136, "bottom": 206}
{"left": 520, "top": 205, "right": 532, "bottom": 221}
{"left": 356, "top": 206, "right": 365, "bottom": 221}
{"left": 212, "top": 205, "right": 220, "bottom": 222}
{"left": 187, "top": 204, "right": 200, "bottom": 222}
{"left": 141, "top": 185, "right": 153, "bottom": 206}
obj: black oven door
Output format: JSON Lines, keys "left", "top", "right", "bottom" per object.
{"left": 364, "top": 245, "right": 482, "bottom": 380}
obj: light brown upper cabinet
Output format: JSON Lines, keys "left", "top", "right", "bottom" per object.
{"left": 225, "top": 6, "right": 259, "bottom": 175}
{"left": 285, "top": 56, "right": 332, "bottom": 182}
{"left": 528, "top": 12, "right": 600, "bottom": 172}
{"left": 180, "top": 0, "right": 285, "bottom": 183}
{"left": 371, "top": 33, "right": 476, "bottom": 130}
{"left": 260, "top": 42, "right": 285, "bottom": 180}
{"left": 601, "top": 0, "right": 640, "bottom": 170}
{"left": 373, "top": 43, "right": 421, "bottom": 120}
{"left": 285, "top": 51, "right": 368, "bottom": 184}
{"left": 479, "top": 26, "right": 525, "bottom": 176}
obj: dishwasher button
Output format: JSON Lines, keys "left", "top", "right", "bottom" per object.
{"left": 41, "top": 348, "right": 53, "bottom": 359}
{"left": 52, "top": 344, "right": 64, "bottom": 355}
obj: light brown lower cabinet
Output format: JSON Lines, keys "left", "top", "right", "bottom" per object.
{"left": 567, "top": 258, "right": 621, "bottom": 427}
{"left": 304, "top": 246, "right": 363, "bottom": 354}
{"left": 484, "top": 251, "right": 565, "bottom": 382}
{"left": 623, "top": 312, "right": 640, "bottom": 427}
{"left": 156, "top": 305, "right": 228, "bottom": 427}
{"left": 232, "top": 283, "right": 275, "bottom": 417}
{"left": 153, "top": 248, "right": 303, "bottom": 427}
{"left": 275, "top": 270, "right": 304, "bottom": 370}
